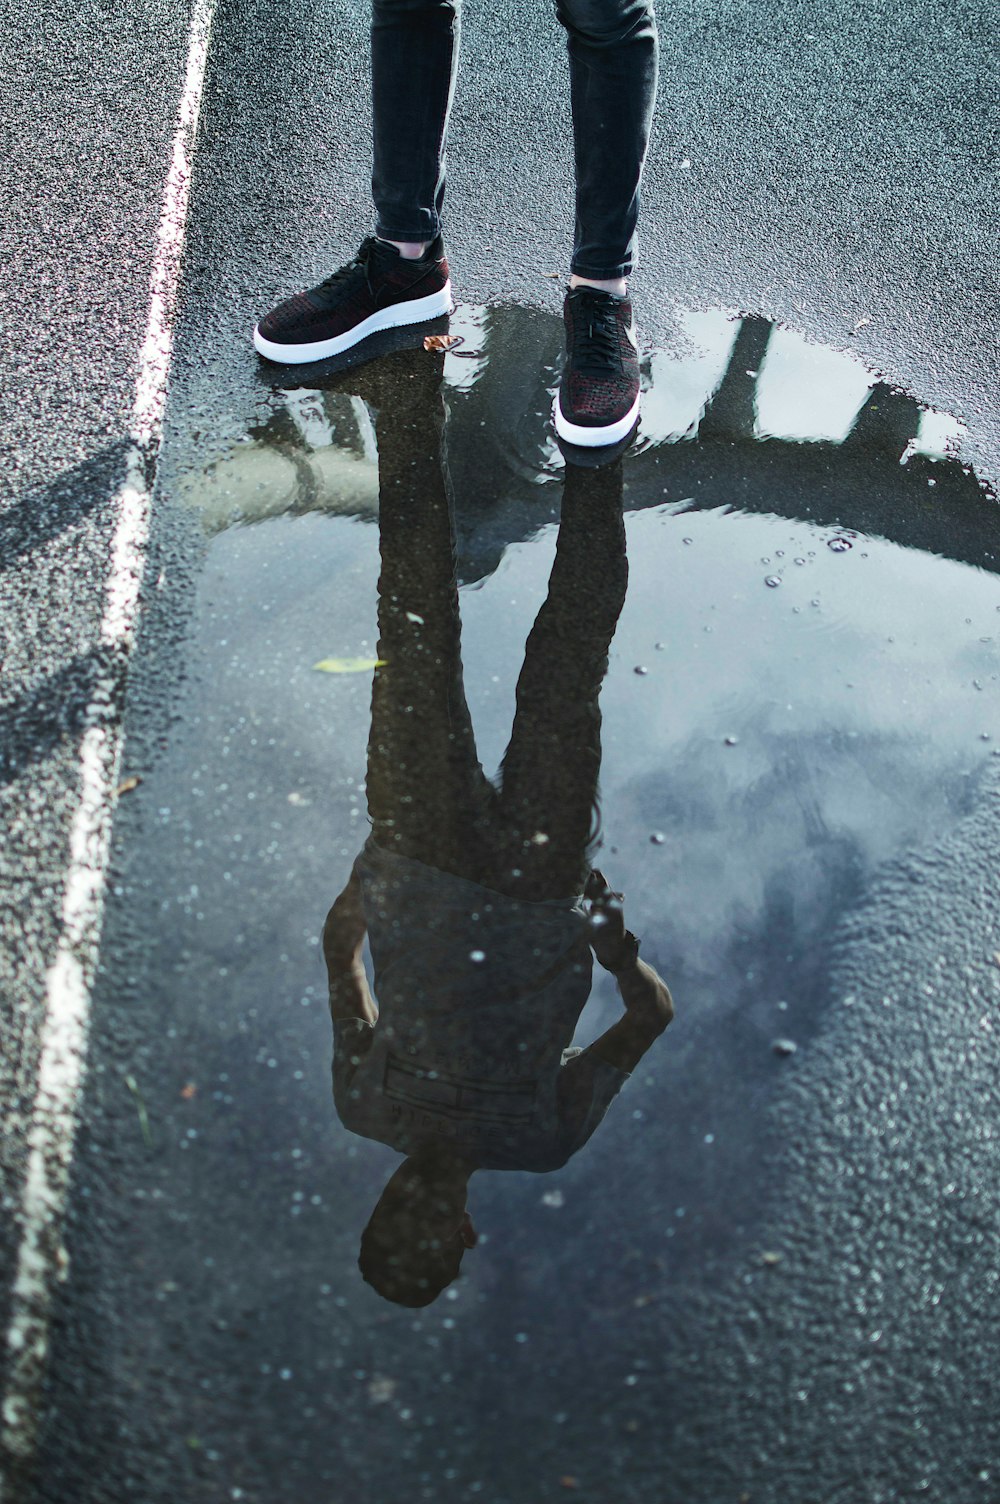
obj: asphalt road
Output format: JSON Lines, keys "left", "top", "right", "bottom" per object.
{"left": 2, "top": 0, "right": 999, "bottom": 1497}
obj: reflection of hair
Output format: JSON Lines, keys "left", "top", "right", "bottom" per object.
{"left": 358, "top": 1216, "right": 464, "bottom": 1308}
{"left": 358, "top": 1156, "right": 469, "bottom": 1307}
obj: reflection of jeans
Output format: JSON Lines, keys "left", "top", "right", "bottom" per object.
{"left": 365, "top": 372, "right": 628, "bottom": 902}
{"left": 371, "top": 0, "right": 658, "bottom": 278}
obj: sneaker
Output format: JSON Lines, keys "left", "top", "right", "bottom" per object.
{"left": 253, "top": 236, "right": 453, "bottom": 364}
{"left": 554, "top": 287, "right": 641, "bottom": 447}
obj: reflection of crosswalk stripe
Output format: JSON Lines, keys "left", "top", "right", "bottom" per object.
{"left": 0, "top": 0, "right": 218, "bottom": 1479}
{"left": 385, "top": 1058, "right": 537, "bottom": 1124}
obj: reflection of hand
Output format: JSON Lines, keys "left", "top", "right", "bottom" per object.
{"left": 584, "top": 869, "right": 639, "bottom": 973}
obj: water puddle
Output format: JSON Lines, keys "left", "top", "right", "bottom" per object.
{"left": 75, "top": 307, "right": 1000, "bottom": 1500}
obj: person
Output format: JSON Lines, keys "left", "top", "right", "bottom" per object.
{"left": 320, "top": 346, "right": 674, "bottom": 1306}
{"left": 253, "top": 0, "right": 659, "bottom": 448}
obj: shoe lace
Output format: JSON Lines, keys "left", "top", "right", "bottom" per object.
{"left": 571, "top": 292, "right": 622, "bottom": 374}
{"left": 317, "top": 239, "right": 376, "bottom": 293}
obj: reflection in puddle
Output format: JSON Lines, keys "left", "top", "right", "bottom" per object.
{"left": 89, "top": 308, "right": 999, "bottom": 1497}
{"left": 322, "top": 397, "right": 671, "bottom": 1304}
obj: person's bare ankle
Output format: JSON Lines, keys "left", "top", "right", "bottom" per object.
{"left": 382, "top": 238, "right": 430, "bottom": 260}
{"left": 570, "top": 273, "right": 627, "bottom": 297}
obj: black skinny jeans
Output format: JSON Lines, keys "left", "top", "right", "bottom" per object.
{"left": 371, "top": 0, "right": 658, "bottom": 279}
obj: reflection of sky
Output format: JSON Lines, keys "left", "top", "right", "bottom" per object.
{"left": 642, "top": 311, "right": 738, "bottom": 441}
{"left": 912, "top": 407, "right": 968, "bottom": 460}
{"left": 464, "top": 506, "right": 1000, "bottom": 778}
{"left": 754, "top": 327, "right": 875, "bottom": 442}
{"left": 443, "top": 304, "right": 489, "bottom": 392}
{"left": 460, "top": 505, "right": 999, "bottom": 1021}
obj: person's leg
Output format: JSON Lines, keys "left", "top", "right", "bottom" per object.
{"left": 555, "top": 0, "right": 658, "bottom": 284}
{"left": 253, "top": 0, "right": 459, "bottom": 362}
{"left": 372, "top": 0, "right": 463, "bottom": 250}
{"left": 551, "top": 1, "right": 656, "bottom": 444}
{"left": 493, "top": 458, "right": 629, "bottom": 901}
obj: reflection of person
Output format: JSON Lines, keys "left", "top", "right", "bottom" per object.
{"left": 322, "top": 350, "right": 673, "bottom": 1306}
{"left": 253, "top": 0, "right": 657, "bottom": 448}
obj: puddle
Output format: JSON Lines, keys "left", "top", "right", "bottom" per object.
{"left": 79, "top": 307, "right": 1000, "bottom": 1499}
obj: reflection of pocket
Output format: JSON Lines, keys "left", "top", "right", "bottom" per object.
{"left": 384, "top": 1055, "right": 537, "bottom": 1124}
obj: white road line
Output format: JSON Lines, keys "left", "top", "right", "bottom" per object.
{"left": 0, "top": 0, "right": 216, "bottom": 1479}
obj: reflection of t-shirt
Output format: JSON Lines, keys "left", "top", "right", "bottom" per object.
{"left": 332, "top": 840, "right": 629, "bottom": 1172}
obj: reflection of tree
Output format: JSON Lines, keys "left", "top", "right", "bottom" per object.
{"left": 697, "top": 316, "right": 772, "bottom": 441}
{"left": 628, "top": 326, "right": 994, "bottom": 577}
{"left": 185, "top": 309, "right": 996, "bottom": 582}
{"left": 842, "top": 382, "right": 922, "bottom": 457}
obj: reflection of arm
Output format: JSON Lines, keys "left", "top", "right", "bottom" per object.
{"left": 323, "top": 865, "right": 377, "bottom": 1025}
{"left": 582, "top": 869, "right": 673, "bottom": 1068}
{"left": 589, "top": 958, "right": 673, "bottom": 1071}
{"left": 557, "top": 957, "right": 673, "bottom": 1145}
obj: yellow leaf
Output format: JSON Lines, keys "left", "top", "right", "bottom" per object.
{"left": 313, "top": 657, "right": 385, "bottom": 674}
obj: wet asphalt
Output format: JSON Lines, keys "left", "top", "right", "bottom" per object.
{"left": 2, "top": 0, "right": 1000, "bottom": 1498}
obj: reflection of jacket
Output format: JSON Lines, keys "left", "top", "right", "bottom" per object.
{"left": 331, "top": 840, "right": 629, "bottom": 1171}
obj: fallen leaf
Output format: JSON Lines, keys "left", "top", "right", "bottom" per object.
{"left": 116, "top": 775, "right": 142, "bottom": 796}
{"left": 543, "top": 271, "right": 562, "bottom": 278}
{"left": 423, "top": 333, "right": 463, "bottom": 351}
{"left": 559, "top": 1480, "right": 580, "bottom": 1491}
{"left": 124, "top": 1073, "right": 152, "bottom": 1150}
{"left": 180, "top": 1083, "right": 197, "bottom": 1101}
{"left": 760, "top": 1251, "right": 783, "bottom": 1266}
{"left": 313, "top": 657, "right": 385, "bottom": 674}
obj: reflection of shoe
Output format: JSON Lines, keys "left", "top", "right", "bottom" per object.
{"left": 253, "top": 236, "right": 453, "bottom": 364}
{"left": 555, "top": 421, "right": 637, "bottom": 469}
{"left": 554, "top": 288, "right": 641, "bottom": 447}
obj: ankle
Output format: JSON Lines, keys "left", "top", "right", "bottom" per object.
{"left": 570, "top": 273, "right": 627, "bottom": 298}
{"left": 381, "top": 238, "right": 430, "bottom": 260}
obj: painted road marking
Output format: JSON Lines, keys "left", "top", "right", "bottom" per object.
{"left": 0, "top": 0, "right": 216, "bottom": 1480}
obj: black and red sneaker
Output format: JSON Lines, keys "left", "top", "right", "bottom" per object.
{"left": 554, "top": 287, "right": 641, "bottom": 447}
{"left": 253, "top": 236, "right": 453, "bottom": 364}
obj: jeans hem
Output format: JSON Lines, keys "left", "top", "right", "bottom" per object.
{"left": 375, "top": 220, "right": 443, "bottom": 244}
{"left": 570, "top": 258, "right": 633, "bottom": 280}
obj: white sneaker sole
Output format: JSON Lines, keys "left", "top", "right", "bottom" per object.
{"left": 553, "top": 388, "right": 641, "bottom": 447}
{"left": 253, "top": 281, "right": 454, "bottom": 364}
